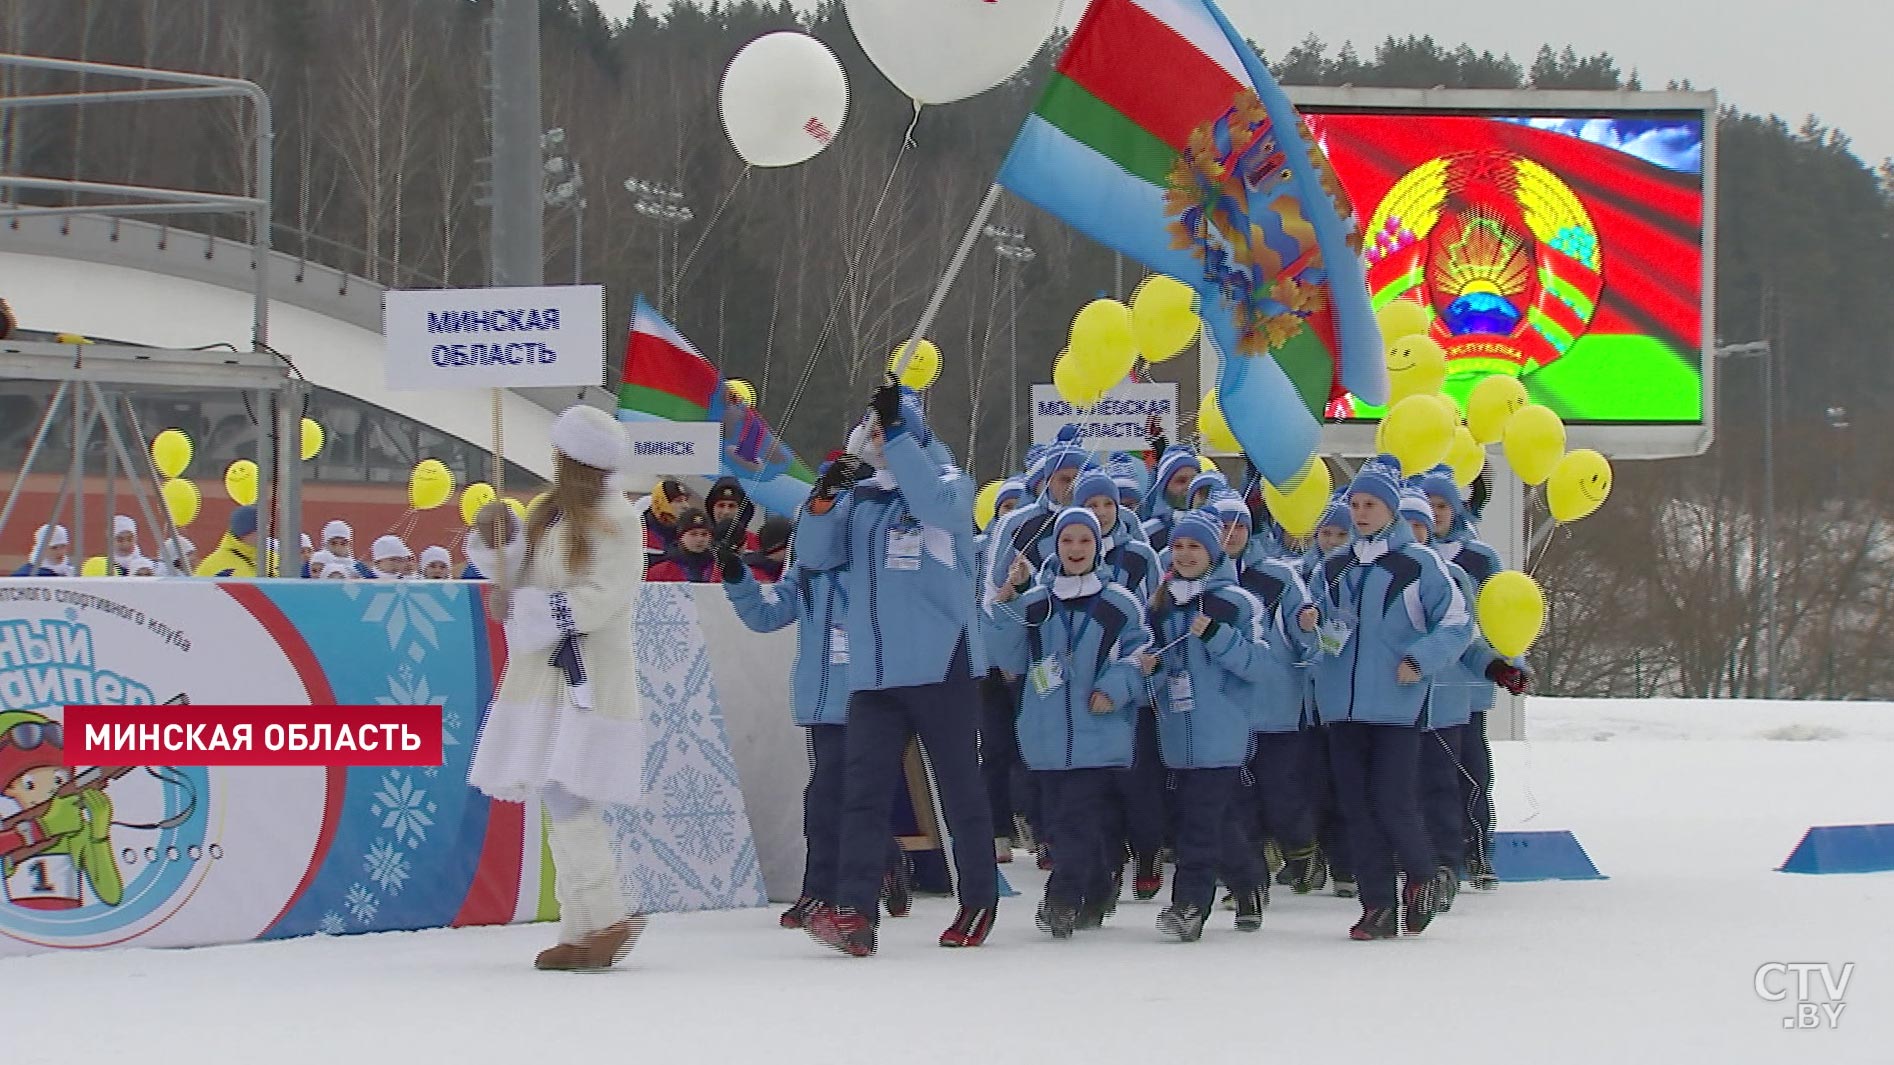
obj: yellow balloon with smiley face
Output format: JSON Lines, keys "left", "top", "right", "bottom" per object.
{"left": 1547, "top": 448, "right": 1613, "bottom": 523}
{"left": 1385, "top": 333, "right": 1447, "bottom": 406}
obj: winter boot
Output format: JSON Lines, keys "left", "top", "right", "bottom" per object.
{"left": 883, "top": 854, "right": 913, "bottom": 918}
{"left": 1433, "top": 866, "right": 1459, "bottom": 914}
{"left": 1036, "top": 844, "right": 1054, "bottom": 872}
{"left": 1157, "top": 904, "right": 1209, "bottom": 942}
{"left": 1468, "top": 855, "right": 1499, "bottom": 891}
{"left": 1234, "top": 887, "right": 1266, "bottom": 933}
{"left": 779, "top": 896, "right": 821, "bottom": 930}
{"left": 1012, "top": 814, "right": 1038, "bottom": 853}
{"left": 1285, "top": 845, "right": 1329, "bottom": 895}
{"left": 995, "top": 836, "right": 1014, "bottom": 864}
{"left": 1348, "top": 907, "right": 1398, "bottom": 941}
{"left": 1076, "top": 899, "right": 1109, "bottom": 930}
{"left": 1399, "top": 873, "right": 1437, "bottom": 936}
{"left": 1035, "top": 898, "right": 1079, "bottom": 939}
{"left": 1263, "top": 839, "right": 1285, "bottom": 882}
{"left": 939, "top": 905, "right": 996, "bottom": 948}
{"left": 1333, "top": 872, "right": 1357, "bottom": 899}
{"left": 535, "top": 915, "right": 648, "bottom": 971}
{"left": 807, "top": 906, "right": 877, "bottom": 957}
{"left": 1132, "top": 854, "right": 1163, "bottom": 901}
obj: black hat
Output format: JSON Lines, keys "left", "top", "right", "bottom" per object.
{"left": 675, "top": 509, "right": 712, "bottom": 535}
{"left": 707, "top": 476, "right": 747, "bottom": 507}
{"left": 756, "top": 515, "right": 793, "bottom": 555}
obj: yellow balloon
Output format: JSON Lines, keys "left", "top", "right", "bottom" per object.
{"left": 1377, "top": 300, "right": 1432, "bottom": 344}
{"left": 1478, "top": 571, "right": 1547, "bottom": 659}
{"left": 224, "top": 460, "right": 258, "bottom": 506}
{"left": 460, "top": 482, "right": 497, "bottom": 527}
{"left": 975, "top": 479, "right": 1003, "bottom": 532}
{"left": 503, "top": 498, "right": 527, "bottom": 522}
{"left": 1052, "top": 349, "right": 1104, "bottom": 407}
{"left": 1068, "top": 298, "right": 1138, "bottom": 394}
{"left": 1197, "top": 389, "right": 1240, "bottom": 454}
{"left": 1503, "top": 405, "right": 1566, "bottom": 487}
{"left": 1467, "top": 375, "right": 1530, "bottom": 445}
{"left": 1382, "top": 394, "right": 1454, "bottom": 476}
{"left": 888, "top": 340, "right": 942, "bottom": 390}
{"left": 161, "top": 478, "right": 200, "bottom": 527}
{"left": 728, "top": 378, "right": 756, "bottom": 406}
{"left": 409, "top": 459, "right": 453, "bottom": 511}
{"left": 1263, "top": 458, "right": 1334, "bottom": 540}
{"left": 300, "top": 417, "right": 324, "bottom": 461}
{"left": 1447, "top": 426, "right": 1486, "bottom": 488}
{"left": 81, "top": 556, "right": 111, "bottom": 577}
{"left": 1547, "top": 448, "right": 1613, "bottom": 524}
{"left": 1130, "top": 275, "right": 1200, "bottom": 362}
{"left": 152, "top": 429, "right": 192, "bottom": 479}
{"left": 1385, "top": 334, "right": 1447, "bottom": 405}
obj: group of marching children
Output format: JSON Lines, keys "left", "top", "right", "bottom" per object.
{"left": 971, "top": 425, "right": 1531, "bottom": 944}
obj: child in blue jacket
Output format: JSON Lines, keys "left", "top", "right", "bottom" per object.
{"left": 988, "top": 507, "right": 1149, "bottom": 937}
{"left": 1310, "top": 457, "right": 1472, "bottom": 941}
{"left": 1138, "top": 510, "right": 1273, "bottom": 941}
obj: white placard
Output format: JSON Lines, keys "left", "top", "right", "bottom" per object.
{"left": 619, "top": 421, "right": 723, "bottom": 477}
{"left": 1031, "top": 383, "right": 1178, "bottom": 447}
{"left": 383, "top": 284, "right": 605, "bottom": 391}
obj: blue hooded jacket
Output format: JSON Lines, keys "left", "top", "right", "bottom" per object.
{"left": 1144, "top": 521, "right": 1273, "bottom": 768}
{"left": 795, "top": 417, "right": 978, "bottom": 693}
{"left": 725, "top": 561, "right": 850, "bottom": 727}
{"left": 1309, "top": 518, "right": 1473, "bottom": 727}
{"left": 1233, "top": 553, "right": 1318, "bottom": 733}
{"left": 1423, "top": 469, "right": 1508, "bottom": 714}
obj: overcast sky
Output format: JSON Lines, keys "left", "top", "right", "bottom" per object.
{"left": 594, "top": 0, "right": 1893, "bottom": 166}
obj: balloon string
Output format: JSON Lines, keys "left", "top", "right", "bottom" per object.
{"left": 903, "top": 100, "right": 922, "bottom": 149}
{"left": 670, "top": 165, "right": 752, "bottom": 311}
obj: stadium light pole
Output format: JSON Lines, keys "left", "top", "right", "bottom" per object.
{"left": 1716, "top": 339, "right": 1773, "bottom": 698}
{"left": 984, "top": 223, "right": 1035, "bottom": 474}
{"left": 625, "top": 178, "right": 692, "bottom": 316}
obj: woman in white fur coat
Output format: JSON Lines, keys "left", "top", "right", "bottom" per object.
{"left": 468, "top": 404, "right": 649, "bottom": 971}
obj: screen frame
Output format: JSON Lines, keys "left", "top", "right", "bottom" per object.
{"left": 1269, "top": 87, "right": 1719, "bottom": 461}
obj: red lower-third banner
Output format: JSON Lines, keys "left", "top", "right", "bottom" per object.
{"left": 58, "top": 705, "right": 445, "bottom": 766}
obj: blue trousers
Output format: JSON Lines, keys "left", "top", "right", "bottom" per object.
{"left": 979, "top": 672, "right": 1020, "bottom": 840}
{"left": 1168, "top": 767, "right": 1255, "bottom": 909}
{"left": 1420, "top": 725, "right": 1467, "bottom": 873}
{"left": 1459, "top": 711, "right": 1495, "bottom": 866}
{"left": 1249, "top": 730, "right": 1318, "bottom": 853}
{"left": 1326, "top": 722, "right": 1433, "bottom": 909}
{"left": 1312, "top": 726, "right": 1352, "bottom": 877}
{"left": 1103, "top": 706, "right": 1167, "bottom": 864}
{"left": 1041, "top": 768, "right": 1116, "bottom": 907}
{"left": 835, "top": 655, "right": 996, "bottom": 916}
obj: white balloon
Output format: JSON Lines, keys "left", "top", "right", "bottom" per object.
{"left": 844, "top": 0, "right": 1062, "bottom": 106}
{"left": 720, "top": 32, "right": 849, "bottom": 168}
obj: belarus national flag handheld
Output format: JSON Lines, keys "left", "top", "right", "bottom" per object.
{"left": 617, "top": 296, "right": 815, "bottom": 516}
{"left": 997, "top": 0, "right": 1386, "bottom": 485}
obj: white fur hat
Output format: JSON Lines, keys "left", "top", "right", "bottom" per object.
{"left": 420, "top": 545, "right": 451, "bottom": 568}
{"left": 551, "top": 405, "right": 626, "bottom": 472}
{"left": 308, "top": 549, "right": 337, "bottom": 577}
{"left": 371, "top": 535, "right": 412, "bottom": 562}
{"left": 34, "top": 524, "right": 69, "bottom": 550}
{"left": 158, "top": 536, "right": 195, "bottom": 565}
{"left": 113, "top": 514, "right": 136, "bottom": 537}
{"left": 322, "top": 519, "right": 352, "bottom": 542}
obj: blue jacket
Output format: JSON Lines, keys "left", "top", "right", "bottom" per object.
{"left": 725, "top": 562, "right": 850, "bottom": 726}
{"left": 985, "top": 574, "right": 1149, "bottom": 770}
{"left": 1145, "top": 569, "right": 1273, "bottom": 769}
{"left": 1234, "top": 555, "right": 1317, "bottom": 733}
{"left": 1310, "top": 523, "right": 1473, "bottom": 727}
{"left": 796, "top": 431, "right": 978, "bottom": 692}
{"left": 1434, "top": 534, "right": 1505, "bottom": 714}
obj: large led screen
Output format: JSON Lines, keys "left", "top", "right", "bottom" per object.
{"left": 1305, "top": 110, "right": 1707, "bottom": 424}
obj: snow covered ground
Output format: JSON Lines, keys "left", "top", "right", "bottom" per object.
{"left": 7, "top": 698, "right": 1891, "bottom": 1065}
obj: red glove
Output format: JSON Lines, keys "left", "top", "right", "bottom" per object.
{"left": 1486, "top": 661, "right": 1530, "bottom": 695}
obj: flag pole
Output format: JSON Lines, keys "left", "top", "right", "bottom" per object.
{"left": 892, "top": 183, "right": 1002, "bottom": 378}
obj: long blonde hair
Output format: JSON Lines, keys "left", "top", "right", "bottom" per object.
{"left": 524, "top": 453, "right": 614, "bottom": 575}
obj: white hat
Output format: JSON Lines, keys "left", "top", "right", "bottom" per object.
{"left": 34, "top": 524, "right": 69, "bottom": 550}
{"left": 300, "top": 532, "right": 313, "bottom": 550}
{"left": 322, "top": 520, "right": 352, "bottom": 542}
{"left": 550, "top": 405, "right": 626, "bottom": 472}
{"left": 113, "top": 514, "right": 136, "bottom": 537}
{"left": 308, "top": 549, "right": 336, "bottom": 576}
{"left": 420, "top": 545, "right": 451, "bottom": 568}
{"left": 371, "top": 535, "right": 412, "bottom": 562}
{"left": 125, "top": 556, "right": 157, "bottom": 576}
{"left": 158, "top": 535, "right": 196, "bottom": 565}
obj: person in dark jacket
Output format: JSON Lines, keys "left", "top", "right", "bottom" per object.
{"left": 646, "top": 509, "right": 722, "bottom": 583}
{"left": 706, "top": 476, "right": 761, "bottom": 554}
{"left": 642, "top": 479, "right": 700, "bottom": 572}
{"left": 744, "top": 515, "right": 793, "bottom": 583}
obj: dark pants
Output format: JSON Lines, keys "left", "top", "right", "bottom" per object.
{"left": 1312, "top": 726, "right": 1352, "bottom": 878}
{"left": 1326, "top": 722, "right": 1433, "bottom": 909}
{"left": 835, "top": 657, "right": 997, "bottom": 916}
{"left": 1460, "top": 711, "right": 1495, "bottom": 866}
{"left": 979, "top": 672, "right": 1019, "bottom": 842}
{"left": 1250, "top": 730, "right": 1318, "bottom": 854}
{"left": 1168, "top": 767, "right": 1254, "bottom": 909}
{"left": 1103, "top": 706, "right": 1167, "bottom": 865}
{"left": 804, "top": 724, "right": 908, "bottom": 902}
{"left": 1420, "top": 725, "right": 1467, "bottom": 873}
{"left": 1042, "top": 768, "right": 1115, "bottom": 907}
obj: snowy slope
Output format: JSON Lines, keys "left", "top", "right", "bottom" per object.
{"left": 5, "top": 701, "right": 1890, "bottom": 1065}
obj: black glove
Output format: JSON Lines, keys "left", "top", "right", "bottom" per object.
{"left": 1485, "top": 661, "right": 1529, "bottom": 695}
{"left": 870, "top": 373, "right": 905, "bottom": 439}
{"left": 716, "top": 543, "right": 744, "bottom": 583}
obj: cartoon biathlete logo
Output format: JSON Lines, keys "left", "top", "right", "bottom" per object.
{"left": 0, "top": 711, "right": 124, "bottom": 911}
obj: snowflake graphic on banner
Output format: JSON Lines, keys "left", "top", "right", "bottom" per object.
{"left": 370, "top": 772, "right": 436, "bottom": 850}
{"left": 348, "top": 581, "right": 457, "bottom": 653}
{"left": 376, "top": 666, "right": 459, "bottom": 773}
{"left": 344, "top": 883, "right": 379, "bottom": 925}
{"left": 317, "top": 912, "right": 347, "bottom": 936}
{"left": 662, "top": 764, "right": 738, "bottom": 864}
{"left": 364, "top": 838, "right": 412, "bottom": 895}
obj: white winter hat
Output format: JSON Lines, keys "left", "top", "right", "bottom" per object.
{"left": 126, "top": 556, "right": 157, "bottom": 576}
{"left": 322, "top": 520, "right": 352, "bottom": 542}
{"left": 550, "top": 405, "right": 626, "bottom": 472}
{"left": 158, "top": 536, "right": 196, "bottom": 565}
{"left": 113, "top": 514, "right": 136, "bottom": 537}
{"left": 420, "top": 545, "right": 451, "bottom": 568}
{"left": 34, "top": 524, "right": 69, "bottom": 550}
{"left": 300, "top": 532, "right": 313, "bottom": 550}
{"left": 371, "top": 535, "right": 412, "bottom": 562}
{"left": 308, "top": 549, "right": 336, "bottom": 576}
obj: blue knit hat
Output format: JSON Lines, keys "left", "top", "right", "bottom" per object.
{"left": 1169, "top": 509, "right": 1227, "bottom": 564}
{"left": 1398, "top": 488, "right": 1433, "bottom": 528}
{"left": 1348, "top": 455, "right": 1403, "bottom": 514}
{"left": 1041, "top": 443, "right": 1088, "bottom": 478}
{"left": 995, "top": 478, "right": 1028, "bottom": 512}
{"left": 1319, "top": 499, "right": 1352, "bottom": 532}
{"left": 1153, "top": 447, "right": 1200, "bottom": 498}
{"left": 1053, "top": 505, "right": 1102, "bottom": 546}
{"left": 1072, "top": 470, "right": 1119, "bottom": 509}
{"left": 228, "top": 504, "right": 259, "bottom": 539}
{"left": 1113, "top": 476, "right": 1142, "bottom": 505}
{"left": 1420, "top": 466, "right": 1464, "bottom": 522}
{"left": 1186, "top": 470, "right": 1227, "bottom": 504}
{"left": 1213, "top": 497, "right": 1252, "bottom": 529}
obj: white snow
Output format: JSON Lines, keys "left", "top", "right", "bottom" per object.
{"left": 6, "top": 698, "right": 1891, "bottom": 1064}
